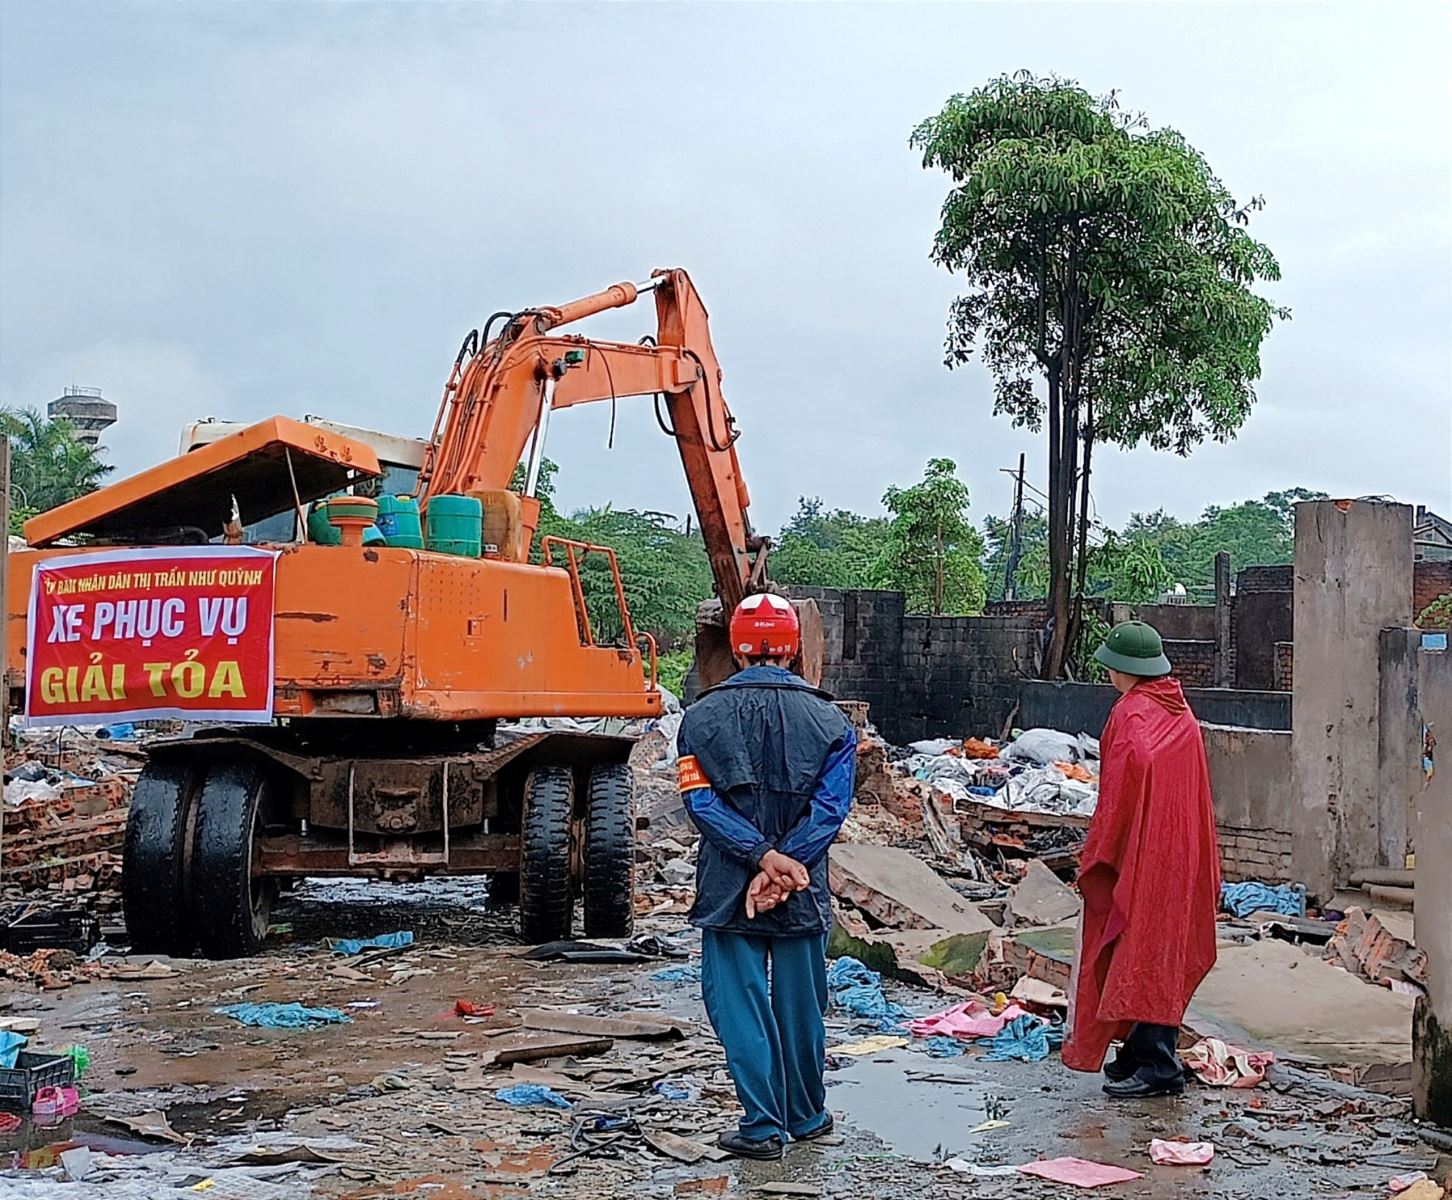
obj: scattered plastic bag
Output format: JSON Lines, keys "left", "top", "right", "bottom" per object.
{"left": 981, "top": 1014, "right": 1062, "bottom": 1063}
{"left": 1006, "top": 729, "right": 1085, "bottom": 766}
{"left": 1220, "top": 881, "right": 1306, "bottom": 918}
{"left": 1181, "top": 1036, "right": 1274, "bottom": 1087}
{"left": 328, "top": 930, "right": 415, "bottom": 956}
{"left": 0, "top": 1030, "right": 26, "bottom": 1069}
{"left": 650, "top": 964, "right": 701, "bottom": 984}
{"left": 826, "top": 957, "right": 909, "bottom": 1028}
{"left": 215, "top": 1003, "right": 351, "bottom": 1029}
{"left": 1149, "top": 1138, "right": 1214, "bottom": 1165}
{"left": 495, "top": 1084, "right": 571, "bottom": 1109}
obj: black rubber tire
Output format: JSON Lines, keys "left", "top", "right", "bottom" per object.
{"left": 191, "top": 759, "right": 277, "bottom": 959}
{"left": 518, "top": 765, "right": 574, "bottom": 943}
{"left": 583, "top": 763, "right": 635, "bottom": 938}
{"left": 122, "top": 760, "right": 200, "bottom": 956}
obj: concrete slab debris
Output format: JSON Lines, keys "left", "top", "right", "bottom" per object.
{"left": 828, "top": 844, "right": 994, "bottom": 936}
{"left": 1005, "top": 859, "right": 1082, "bottom": 928}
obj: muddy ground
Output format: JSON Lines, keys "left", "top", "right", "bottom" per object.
{"left": 2, "top": 880, "right": 1446, "bottom": 1198}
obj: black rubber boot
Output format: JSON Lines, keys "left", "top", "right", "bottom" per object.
{"left": 794, "top": 1113, "right": 835, "bottom": 1142}
{"left": 717, "top": 1132, "right": 785, "bottom": 1160}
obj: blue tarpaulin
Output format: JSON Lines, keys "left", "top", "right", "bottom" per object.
{"left": 1221, "top": 881, "right": 1307, "bottom": 919}
{"left": 981, "top": 1015, "right": 1063, "bottom": 1063}
{"left": 215, "top": 1003, "right": 351, "bottom": 1029}
{"left": 650, "top": 964, "right": 701, "bottom": 984}
{"left": 328, "top": 931, "right": 415, "bottom": 956}
{"left": 0, "top": 1030, "right": 26, "bottom": 1069}
{"left": 827, "top": 956, "right": 910, "bottom": 1029}
{"left": 495, "top": 1084, "right": 571, "bottom": 1109}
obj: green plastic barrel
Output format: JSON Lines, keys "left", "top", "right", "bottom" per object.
{"left": 379, "top": 495, "right": 424, "bottom": 550}
{"left": 425, "top": 494, "right": 483, "bottom": 558}
{"left": 307, "top": 500, "right": 341, "bottom": 545}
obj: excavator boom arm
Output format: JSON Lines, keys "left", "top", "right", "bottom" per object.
{"left": 420, "top": 269, "right": 759, "bottom": 611}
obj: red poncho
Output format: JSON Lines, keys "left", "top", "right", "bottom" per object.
{"left": 1062, "top": 676, "right": 1221, "bottom": 1072}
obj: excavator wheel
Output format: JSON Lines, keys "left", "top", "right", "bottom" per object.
{"left": 582, "top": 763, "right": 635, "bottom": 939}
{"left": 191, "top": 759, "right": 280, "bottom": 959}
{"left": 518, "top": 765, "right": 575, "bottom": 943}
{"left": 122, "top": 760, "right": 201, "bottom": 956}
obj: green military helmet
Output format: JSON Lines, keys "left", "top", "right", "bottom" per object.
{"left": 1093, "top": 619, "right": 1172, "bottom": 678}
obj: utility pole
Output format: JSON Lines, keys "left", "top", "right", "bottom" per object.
{"left": 1004, "top": 453, "right": 1026, "bottom": 601}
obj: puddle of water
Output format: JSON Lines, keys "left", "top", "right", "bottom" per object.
{"left": 1, "top": 1113, "right": 174, "bottom": 1169}
{"left": 827, "top": 1050, "right": 1011, "bottom": 1163}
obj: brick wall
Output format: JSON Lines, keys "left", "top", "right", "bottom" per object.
{"left": 1217, "top": 823, "right": 1296, "bottom": 884}
{"left": 1275, "top": 642, "right": 1294, "bottom": 691}
{"left": 985, "top": 599, "right": 1049, "bottom": 623}
{"left": 1233, "top": 587, "right": 1293, "bottom": 691}
{"left": 1238, "top": 565, "right": 1293, "bottom": 593}
{"left": 1164, "top": 638, "right": 1216, "bottom": 687}
{"left": 1414, "top": 560, "right": 1452, "bottom": 622}
{"left": 787, "top": 587, "right": 1038, "bottom": 745}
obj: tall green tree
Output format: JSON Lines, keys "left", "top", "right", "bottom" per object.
{"left": 771, "top": 497, "right": 891, "bottom": 590}
{"left": 913, "top": 72, "right": 1286, "bottom": 676}
{"left": 2, "top": 407, "right": 112, "bottom": 524}
{"left": 879, "top": 458, "right": 986, "bottom": 615}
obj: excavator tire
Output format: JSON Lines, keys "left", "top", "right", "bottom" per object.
{"left": 518, "top": 766, "right": 575, "bottom": 943}
{"left": 122, "top": 760, "right": 200, "bottom": 956}
{"left": 191, "top": 759, "right": 278, "bottom": 959}
{"left": 582, "top": 763, "right": 634, "bottom": 939}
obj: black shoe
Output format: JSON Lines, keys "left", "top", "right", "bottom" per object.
{"left": 793, "top": 1113, "right": 834, "bottom": 1142}
{"left": 717, "top": 1132, "right": 785, "bottom": 1160}
{"left": 1103, "top": 1055, "right": 1137, "bottom": 1083}
{"left": 1102, "top": 1075, "right": 1185, "bottom": 1099}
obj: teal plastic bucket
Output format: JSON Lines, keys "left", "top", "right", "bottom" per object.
{"left": 425, "top": 494, "right": 482, "bottom": 558}
{"left": 380, "top": 495, "right": 424, "bottom": 550}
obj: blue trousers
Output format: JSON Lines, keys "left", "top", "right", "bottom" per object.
{"left": 700, "top": 928, "right": 829, "bottom": 1143}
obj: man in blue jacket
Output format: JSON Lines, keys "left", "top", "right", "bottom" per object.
{"left": 676, "top": 593, "right": 856, "bottom": 1161}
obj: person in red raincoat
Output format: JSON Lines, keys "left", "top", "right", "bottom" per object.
{"left": 1063, "top": 620, "right": 1221, "bottom": 1098}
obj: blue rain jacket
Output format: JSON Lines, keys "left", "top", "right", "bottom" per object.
{"left": 677, "top": 665, "right": 855, "bottom": 937}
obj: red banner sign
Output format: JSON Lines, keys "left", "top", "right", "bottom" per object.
{"left": 25, "top": 546, "right": 279, "bottom": 727}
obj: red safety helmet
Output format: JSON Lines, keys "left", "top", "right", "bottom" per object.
{"left": 729, "top": 593, "right": 800, "bottom": 660}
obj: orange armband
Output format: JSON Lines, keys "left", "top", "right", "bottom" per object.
{"left": 677, "top": 755, "right": 709, "bottom": 792}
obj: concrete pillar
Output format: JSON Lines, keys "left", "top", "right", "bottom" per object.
{"left": 1214, "top": 550, "right": 1232, "bottom": 688}
{"left": 1290, "top": 500, "right": 1413, "bottom": 899}
{"left": 1410, "top": 638, "right": 1452, "bottom": 1124}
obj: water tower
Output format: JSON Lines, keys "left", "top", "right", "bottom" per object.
{"left": 48, "top": 386, "right": 117, "bottom": 447}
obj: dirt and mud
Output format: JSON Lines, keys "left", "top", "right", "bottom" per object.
{"left": 3, "top": 880, "right": 1444, "bottom": 1198}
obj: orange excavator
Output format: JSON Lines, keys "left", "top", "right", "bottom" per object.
{"left": 4, "top": 269, "right": 822, "bottom": 957}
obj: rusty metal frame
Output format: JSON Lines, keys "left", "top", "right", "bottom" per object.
{"left": 540, "top": 536, "right": 640, "bottom": 651}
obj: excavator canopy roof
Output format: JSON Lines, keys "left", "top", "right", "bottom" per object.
{"left": 24, "top": 416, "right": 382, "bottom": 548}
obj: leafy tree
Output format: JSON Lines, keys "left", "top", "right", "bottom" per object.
{"left": 2, "top": 407, "right": 112, "bottom": 516}
{"left": 771, "top": 497, "right": 891, "bottom": 590}
{"left": 878, "top": 458, "right": 985, "bottom": 615}
{"left": 1084, "top": 531, "right": 1174, "bottom": 603}
{"left": 913, "top": 72, "right": 1286, "bottom": 676}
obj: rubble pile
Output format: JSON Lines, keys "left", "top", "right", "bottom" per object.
{"left": 1, "top": 727, "right": 156, "bottom": 909}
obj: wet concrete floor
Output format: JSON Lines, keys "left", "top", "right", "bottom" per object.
{"left": 2, "top": 879, "right": 1443, "bottom": 1198}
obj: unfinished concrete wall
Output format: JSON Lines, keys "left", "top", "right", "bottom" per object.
{"left": 1115, "top": 602, "right": 1215, "bottom": 641}
{"left": 1202, "top": 724, "right": 1295, "bottom": 883}
{"left": 1290, "top": 500, "right": 1414, "bottom": 901}
{"left": 1018, "top": 680, "right": 1290, "bottom": 737}
{"left": 1404, "top": 635, "right": 1452, "bottom": 1123}
{"left": 1378, "top": 629, "right": 1428, "bottom": 869}
{"left": 1233, "top": 588, "right": 1294, "bottom": 691}
{"left": 788, "top": 587, "right": 1038, "bottom": 745}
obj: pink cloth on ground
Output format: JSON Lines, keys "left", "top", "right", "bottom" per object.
{"left": 1017, "top": 1157, "right": 1144, "bottom": 1188}
{"left": 1180, "top": 1036, "right": 1275, "bottom": 1087}
{"left": 907, "top": 1001, "right": 1029, "bottom": 1040}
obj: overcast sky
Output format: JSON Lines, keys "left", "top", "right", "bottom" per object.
{"left": 2, "top": 2, "right": 1449, "bottom": 536}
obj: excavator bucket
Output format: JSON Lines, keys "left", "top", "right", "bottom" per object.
{"left": 692, "top": 597, "right": 825, "bottom": 694}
